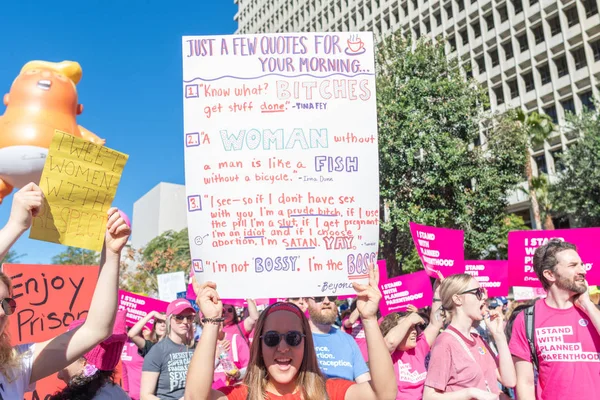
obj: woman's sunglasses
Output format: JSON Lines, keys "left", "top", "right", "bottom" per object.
{"left": 173, "top": 314, "right": 195, "bottom": 323}
{"left": 261, "top": 330, "right": 305, "bottom": 347}
{"left": 1, "top": 298, "right": 16, "bottom": 316}
{"left": 459, "top": 287, "right": 485, "bottom": 301}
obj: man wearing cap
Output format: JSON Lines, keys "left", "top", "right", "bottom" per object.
{"left": 304, "top": 295, "right": 371, "bottom": 383}
{"left": 141, "top": 299, "right": 196, "bottom": 400}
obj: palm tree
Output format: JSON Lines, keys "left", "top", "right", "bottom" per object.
{"left": 520, "top": 174, "right": 555, "bottom": 230}
{"left": 0, "top": 250, "right": 25, "bottom": 264}
{"left": 516, "top": 109, "right": 554, "bottom": 229}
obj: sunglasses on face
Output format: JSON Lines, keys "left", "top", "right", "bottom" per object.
{"left": 173, "top": 314, "right": 195, "bottom": 323}
{"left": 1, "top": 298, "right": 16, "bottom": 316}
{"left": 459, "top": 287, "right": 485, "bottom": 301}
{"left": 261, "top": 330, "right": 306, "bottom": 347}
{"left": 310, "top": 295, "right": 338, "bottom": 303}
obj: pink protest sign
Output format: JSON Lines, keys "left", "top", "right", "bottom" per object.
{"left": 410, "top": 222, "right": 464, "bottom": 278}
{"left": 118, "top": 290, "right": 169, "bottom": 329}
{"left": 463, "top": 260, "right": 508, "bottom": 297}
{"left": 378, "top": 270, "right": 433, "bottom": 316}
{"left": 338, "top": 260, "right": 388, "bottom": 300}
{"left": 508, "top": 228, "right": 600, "bottom": 288}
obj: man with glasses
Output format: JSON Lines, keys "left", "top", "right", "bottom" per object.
{"left": 304, "top": 295, "right": 371, "bottom": 383}
{"left": 509, "top": 239, "right": 600, "bottom": 400}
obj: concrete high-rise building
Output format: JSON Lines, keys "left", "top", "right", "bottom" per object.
{"left": 234, "top": 0, "right": 600, "bottom": 227}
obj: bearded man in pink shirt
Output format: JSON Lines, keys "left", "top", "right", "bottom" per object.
{"left": 509, "top": 239, "right": 600, "bottom": 400}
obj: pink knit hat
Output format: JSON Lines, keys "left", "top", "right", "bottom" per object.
{"left": 68, "top": 309, "right": 128, "bottom": 371}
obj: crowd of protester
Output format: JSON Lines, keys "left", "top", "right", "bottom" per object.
{"left": 1, "top": 185, "right": 600, "bottom": 400}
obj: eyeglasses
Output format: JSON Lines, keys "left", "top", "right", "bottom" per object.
{"left": 261, "top": 330, "right": 305, "bottom": 347}
{"left": 173, "top": 314, "right": 195, "bottom": 323}
{"left": 1, "top": 298, "right": 16, "bottom": 316}
{"left": 309, "top": 295, "right": 338, "bottom": 303}
{"left": 459, "top": 287, "right": 485, "bottom": 300}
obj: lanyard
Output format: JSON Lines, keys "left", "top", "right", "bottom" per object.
{"left": 445, "top": 329, "right": 492, "bottom": 393}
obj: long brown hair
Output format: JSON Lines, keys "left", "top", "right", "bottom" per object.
{"left": 0, "top": 271, "right": 22, "bottom": 379}
{"left": 244, "top": 302, "right": 329, "bottom": 400}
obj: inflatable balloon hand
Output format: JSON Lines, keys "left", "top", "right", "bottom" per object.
{"left": 0, "top": 60, "right": 105, "bottom": 203}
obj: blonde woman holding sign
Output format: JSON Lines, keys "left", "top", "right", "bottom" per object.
{"left": 423, "top": 274, "right": 516, "bottom": 400}
{"left": 0, "top": 183, "right": 131, "bottom": 399}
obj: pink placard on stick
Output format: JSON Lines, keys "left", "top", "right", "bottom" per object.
{"left": 378, "top": 270, "right": 433, "bottom": 316}
{"left": 410, "top": 222, "right": 464, "bottom": 278}
{"left": 338, "top": 260, "right": 388, "bottom": 300}
{"left": 508, "top": 228, "right": 600, "bottom": 288}
{"left": 118, "top": 290, "right": 169, "bottom": 330}
{"left": 462, "top": 260, "right": 508, "bottom": 297}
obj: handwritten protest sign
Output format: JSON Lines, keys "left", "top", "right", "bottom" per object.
{"left": 512, "top": 286, "right": 547, "bottom": 301}
{"left": 157, "top": 271, "right": 187, "bottom": 302}
{"left": 118, "top": 290, "right": 169, "bottom": 330}
{"left": 508, "top": 228, "right": 600, "bottom": 287}
{"left": 2, "top": 263, "right": 99, "bottom": 400}
{"left": 462, "top": 260, "right": 508, "bottom": 297}
{"left": 378, "top": 270, "right": 433, "bottom": 316}
{"left": 409, "top": 222, "right": 464, "bottom": 278}
{"left": 30, "top": 131, "right": 128, "bottom": 251}
{"left": 183, "top": 33, "right": 379, "bottom": 298}
{"left": 338, "top": 259, "right": 388, "bottom": 300}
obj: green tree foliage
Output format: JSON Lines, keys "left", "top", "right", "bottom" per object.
{"left": 1, "top": 250, "right": 25, "bottom": 264}
{"left": 551, "top": 109, "right": 600, "bottom": 227}
{"left": 51, "top": 247, "right": 100, "bottom": 265}
{"left": 120, "top": 228, "right": 191, "bottom": 296}
{"left": 376, "top": 34, "right": 528, "bottom": 276}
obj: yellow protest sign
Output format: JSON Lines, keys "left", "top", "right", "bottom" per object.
{"left": 30, "top": 131, "right": 128, "bottom": 251}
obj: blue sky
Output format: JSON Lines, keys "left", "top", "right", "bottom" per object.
{"left": 0, "top": 1, "right": 237, "bottom": 263}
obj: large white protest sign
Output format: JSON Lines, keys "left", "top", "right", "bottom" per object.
{"left": 182, "top": 33, "right": 379, "bottom": 298}
{"left": 157, "top": 271, "right": 186, "bottom": 302}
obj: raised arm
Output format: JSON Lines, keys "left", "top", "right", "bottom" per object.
{"left": 0, "top": 183, "right": 43, "bottom": 261}
{"left": 576, "top": 281, "right": 600, "bottom": 336}
{"left": 424, "top": 284, "right": 444, "bottom": 347}
{"left": 30, "top": 208, "right": 130, "bottom": 384}
{"left": 346, "top": 264, "right": 397, "bottom": 400}
{"left": 184, "top": 279, "right": 228, "bottom": 400}
{"left": 384, "top": 313, "right": 424, "bottom": 353}
{"left": 128, "top": 311, "right": 164, "bottom": 349}
{"left": 486, "top": 309, "right": 516, "bottom": 388}
{"left": 243, "top": 298, "right": 259, "bottom": 333}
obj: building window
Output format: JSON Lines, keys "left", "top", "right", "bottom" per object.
{"left": 476, "top": 55, "right": 486, "bottom": 73}
{"left": 590, "top": 39, "right": 600, "bottom": 61}
{"left": 403, "top": 4, "right": 409, "bottom": 16}
{"left": 532, "top": 24, "right": 545, "bottom": 44}
{"left": 543, "top": 105, "right": 558, "bottom": 124}
{"left": 565, "top": 6, "right": 579, "bottom": 27}
{"left": 579, "top": 90, "right": 595, "bottom": 110}
{"left": 412, "top": 0, "right": 418, "bottom": 9}
{"left": 489, "top": 48, "right": 500, "bottom": 67}
{"left": 508, "top": 79, "right": 519, "bottom": 98}
{"left": 534, "top": 154, "right": 548, "bottom": 174}
{"left": 530, "top": 0, "right": 538, "bottom": 5}
{"left": 472, "top": 21, "right": 481, "bottom": 37}
{"left": 512, "top": 0, "right": 523, "bottom": 14}
{"left": 571, "top": 47, "right": 587, "bottom": 69}
{"left": 549, "top": 16, "right": 561, "bottom": 36}
{"left": 523, "top": 72, "right": 535, "bottom": 91}
{"left": 457, "top": 0, "right": 464, "bottom": 12}
{"left": 551, "top": 149, "right": 565, "bottom": 172}
{"left": 518, "top": 33, "right": 529, "bottom": 52}
{"left": 494, "top": 85, "right": 505, "bottom": 105}
{"left": 445, "top": 4, "right": 453, "bottom": 19}
{"left": 425, "top": 19, "right": 431, "bottom": 32}
{"left": 460, "top": 28, "right": 469, "bottom": 45}
{"left": 448, "top": 35, "right": 456, "bottom": 51}
{"left": 414, "top": 26, "right": 421, "bottom": 37}
{"left": 498, "top": 5, "right": 509, "bottom": 22}
{"left": 584, "top": 0, "right": 598, "bottom": 17}
{"left": 555, "top": 56, "right": 569, "bottom": 77}
{"left": 434, "top": 11, "right": 442, "bottom": 26}
{"left": 503, "top": 41, "right": 514, "bottom": 60}
{"left": 538, "top": 63, "right": 551, "bottom": 84}
{"left": 485, "top": 13, "right": 494, "bottom": 31}
{"left": 561, "top": 97, "right": 575, "bottom": 115}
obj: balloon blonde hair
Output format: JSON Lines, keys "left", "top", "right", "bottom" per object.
{"left": 439, "top": 274, "right": 475, "bottom": 319}
{"left": 20, "top": 60, "right": 82, "bottom": 85}
{"left": 0, "top": 271, "right": 23, "bottom": 380}
{"left": 244, "top": 302, "right": 329, "bottom": 400}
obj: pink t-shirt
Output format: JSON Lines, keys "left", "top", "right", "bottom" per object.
{"left": 392, "top": 334, "right": 430, "bottom": 400}
{"left": 212, "top": 332, "right": 251, "bottom": 390}
{"left": 121, "top": 341, "right": 144, "bottom": 400}
{"left": 425, "top": 325, "right": 499, "bottom": 394}
{"left": 509, "top": 299, "right": 600, "bottom": 400}
{"left": 223, "top": 321, "right": 250, "bottom": 339}
{"left": 342, "top": 317, "right": 369, "bottom": 361}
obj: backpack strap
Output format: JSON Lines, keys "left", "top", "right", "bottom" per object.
{"left": 524, "top": 299, "right": 539, "bottom": 371}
